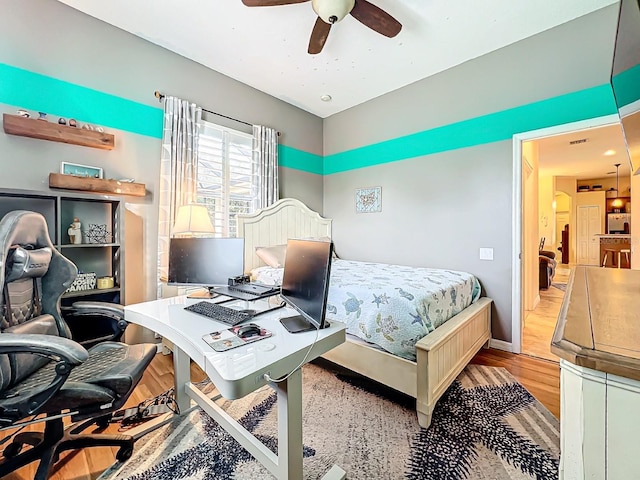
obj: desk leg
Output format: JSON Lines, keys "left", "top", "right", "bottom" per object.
{"left": 275, "top": 369, "right": 303, "bottom": 479}
{"left": 172, "top": 345, "right": 191, "bottom": 414}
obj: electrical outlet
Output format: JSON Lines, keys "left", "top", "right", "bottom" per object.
{"left": 479, "top": 248, "right": 494, "bottom": 261}
{"left": 256, "top": 371, "right": 270, "bottom": 384}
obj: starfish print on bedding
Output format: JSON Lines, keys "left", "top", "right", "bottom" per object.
{"left": 406, "top": 381, "right": 558, "bottom": 480}
{"left": 409, "top": 311, "right": 423, "bottom": 325}
{"left": 127, "top": 393, "right": 315, "bottom": 480}
{"left": 372, "top": 292, "right": 389, "bottom": 307}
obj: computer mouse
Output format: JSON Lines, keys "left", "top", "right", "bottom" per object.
{"left": 236, "top": 324, "right": 262, "bottom": 339}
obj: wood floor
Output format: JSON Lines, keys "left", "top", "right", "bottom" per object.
{"left": 0, "top": 349, "right": 559, "bottom": 480}
{"left": 522, "top": 263, "right": 571, "bottom": 362}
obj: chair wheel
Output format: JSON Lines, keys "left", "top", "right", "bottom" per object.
{"left": 3, "top": 442, "right": 23, "bottom": 459}
{"left": 116, "top": 446, "right": 133, "bottom": 461}
{"left": 96, "top": 417, "right": 111, "bottom": 429}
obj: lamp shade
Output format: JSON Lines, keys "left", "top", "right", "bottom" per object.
{"left": 173, "top": 204, "right": 215, "bottom": 235}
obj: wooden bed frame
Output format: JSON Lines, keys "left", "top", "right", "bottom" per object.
{"left": 238, "top": 198, "right": 492, "bottom": 428}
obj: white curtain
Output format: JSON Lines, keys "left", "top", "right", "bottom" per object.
{"left": 252, "top": 125, "right": 279, "bottom": 208}
{"left": 157, "top": 97, "right": 202, "bottom": 296}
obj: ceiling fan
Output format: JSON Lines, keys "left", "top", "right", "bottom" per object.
{"left": 241, "top": 0, "right": 402, "bottom": 54}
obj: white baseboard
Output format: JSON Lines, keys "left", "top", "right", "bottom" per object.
{"left": 489, "top": 338, "right": 513, "bottom": 352}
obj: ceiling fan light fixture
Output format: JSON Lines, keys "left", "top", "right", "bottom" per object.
{"left": 311, "top": 0, "right": 355, "bottom": 24}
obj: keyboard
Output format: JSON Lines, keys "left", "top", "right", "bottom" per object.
{"left": 184, "top": 301, "right": 253, "bottom": 326}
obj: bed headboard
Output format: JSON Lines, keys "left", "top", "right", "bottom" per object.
{"left": 238, "top": 198, "right": 332, "bottom": 274}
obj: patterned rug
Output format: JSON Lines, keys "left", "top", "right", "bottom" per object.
{"left": 551, "top": 283, "right": 567, "bottom": 292}
{"left": 100, "top": 362, "right": 559, "bottom": 480}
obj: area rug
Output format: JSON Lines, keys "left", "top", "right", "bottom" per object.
{"left": 551, "top": 283, "right": 567, "bottom": 292}
{"left": 100, "top": 363, "right": 559, "bottom": 480}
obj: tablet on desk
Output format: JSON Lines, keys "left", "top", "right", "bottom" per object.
{"left": 202, "top": 324, "right": 272, "bottom": 352}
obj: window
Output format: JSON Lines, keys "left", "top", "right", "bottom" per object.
{"left": 196, "top": 121, "right": 257, "bottom": 237}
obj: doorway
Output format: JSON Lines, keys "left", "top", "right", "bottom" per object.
{"left": 511, "top": 114, "right": 625, "bottom": 357}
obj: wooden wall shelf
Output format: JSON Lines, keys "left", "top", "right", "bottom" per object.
{"left": 49, "top": 173, "right": 146, "bottom": 197}
{"left": 3, "top": 113, "right": 115, "bottom": 150}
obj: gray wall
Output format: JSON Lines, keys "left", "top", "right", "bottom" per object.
{"left": 323, "top": 5, "right": 620, "bottom": 342}
{"left": 0, "top": 0, "right": 323, "bottom": 301}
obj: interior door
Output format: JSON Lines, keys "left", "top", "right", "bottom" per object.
{"left": 577, "top": 205, "right": 601, "bottom": 265}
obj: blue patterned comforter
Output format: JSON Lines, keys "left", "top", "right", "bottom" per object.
{"left": 252, "top": 259, "right": 481, "bottom": 360}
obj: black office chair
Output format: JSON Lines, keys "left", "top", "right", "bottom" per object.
{"left": 0, "top": 210, "right": 156, "bottom": 479}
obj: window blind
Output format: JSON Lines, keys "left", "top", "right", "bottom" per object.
{"left": 196, "top": 121, "right": 257, "bottom": 237}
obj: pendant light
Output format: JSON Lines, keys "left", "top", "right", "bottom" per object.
{"left": 612, "top": 163, "right": 624, "bottom": 210}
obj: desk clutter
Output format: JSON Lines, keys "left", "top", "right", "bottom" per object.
{"left": 202, "top": 324, "right": 272, "bottom": 352}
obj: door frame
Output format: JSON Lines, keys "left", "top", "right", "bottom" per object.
{"left": 511, "top": 114, "right": 619, "bottom": 354}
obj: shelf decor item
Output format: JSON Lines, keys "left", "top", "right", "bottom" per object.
{"left": 67, "top": 272, "right": 97, "bottom": 293}
{"left": 97, "top": 276, "right": 115, "bottom": 289}
{"left": 84, "top": 224, "right": 111, "bottom": 244}
{"left": 67, "top": 217, "right": 82, "bottom": 244}
{"left": 60, "top": 162, "right": 103, "bottom": 179}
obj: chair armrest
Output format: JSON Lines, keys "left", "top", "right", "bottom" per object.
{"left": 0, "top": 334, "right": 89, "bottom": 424}
{"left": 71, "top": 301, "right": 125, "bottom": 318}
{"left": 63, "top": 302, "right": 128, "bottom": 349}
{"left": 539, "top": 250, "right": 556, "bottom": 260}
{"left": 0, "top": 334, "right": 88, "bottom": 365}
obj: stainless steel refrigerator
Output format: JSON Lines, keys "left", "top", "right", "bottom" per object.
{"left": 607, "top": 213, "right": 631, "bottom": 234}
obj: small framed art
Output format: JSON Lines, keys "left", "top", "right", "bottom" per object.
{"left": 355, "top": 187, "right": 382, "bottom": 213}
{"left": 60, "top": 162, "right": 103, "bottom": 179}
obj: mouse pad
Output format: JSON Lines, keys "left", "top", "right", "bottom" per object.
{"left": 202, "top": 324, "right": 272, "bottom": 352}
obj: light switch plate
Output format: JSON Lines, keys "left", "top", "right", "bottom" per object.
{"left": 479, "top": 247, "right": 494, "bottom": 261}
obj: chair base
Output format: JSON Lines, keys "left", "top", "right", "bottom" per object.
{"left": 0, "top": 414, "right": 134, "bottom": 480}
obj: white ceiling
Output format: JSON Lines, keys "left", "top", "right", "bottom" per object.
{"left": 536, "top": 123, "right": 632, "bottom": 180}
{"left": 56, "top": 0, "right": 617, "bottom": 118}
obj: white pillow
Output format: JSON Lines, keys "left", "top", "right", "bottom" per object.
{"left": 255, "top": 244, "right": 287, "bottom": 268}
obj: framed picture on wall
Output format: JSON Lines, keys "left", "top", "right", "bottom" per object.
{"left": 60, "top": 162, "right": 103, "bottom": 179}
{"left": 355, "top": 187, "right": 382, "bottom": 213}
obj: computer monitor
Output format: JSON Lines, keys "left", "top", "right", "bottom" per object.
{"left": 168, "top": 237, "right": 244, "bottom": 297}
{"left": 280, "top": 239, "right": 333, "bottom": 333}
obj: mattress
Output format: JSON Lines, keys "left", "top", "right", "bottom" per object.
{"left": 252, "top": 259, "right": 481, "bottom": 360}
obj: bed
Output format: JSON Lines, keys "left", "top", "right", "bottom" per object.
{"left": 238, "top": 198, "right": 492, "bottom": 428}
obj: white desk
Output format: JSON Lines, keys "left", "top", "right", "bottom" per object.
{"left": 125, "top": 295, "right": 346, "bottom": 480}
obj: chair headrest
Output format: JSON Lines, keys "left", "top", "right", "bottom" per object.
{"left": 5, "top": 245, "right": 52, "bottom": 283}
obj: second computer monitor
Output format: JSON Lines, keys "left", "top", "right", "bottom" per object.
{"left": 168, "top": 237, "right": 244, "bottom": 289}
{"left": 280, "top": 238, "right": 333, "bottom": 332}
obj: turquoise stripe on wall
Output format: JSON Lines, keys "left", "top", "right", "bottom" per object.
{"left": 324, "top": 84, "right": 618, "bottom": 175}
{"left": 0, "top": 63, "right": 163, "bottom": 138}
{"left": 279, "top": 145, "right": 323, "bottom": 175}
{"left": 0, "top": 63, "right": 620, "bottom": 176}
{"left": 612, "top": 64, "right": 640, "bottom": 108}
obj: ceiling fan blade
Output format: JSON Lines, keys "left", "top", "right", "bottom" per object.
{"left": 242, "top": 0, "right": 309, "bottom": 6}
{"left": 308, "top": 17, "right": 332, "bottom": 54}
{"left": 349, "top": 0, "right": 402, "bottom": 38}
